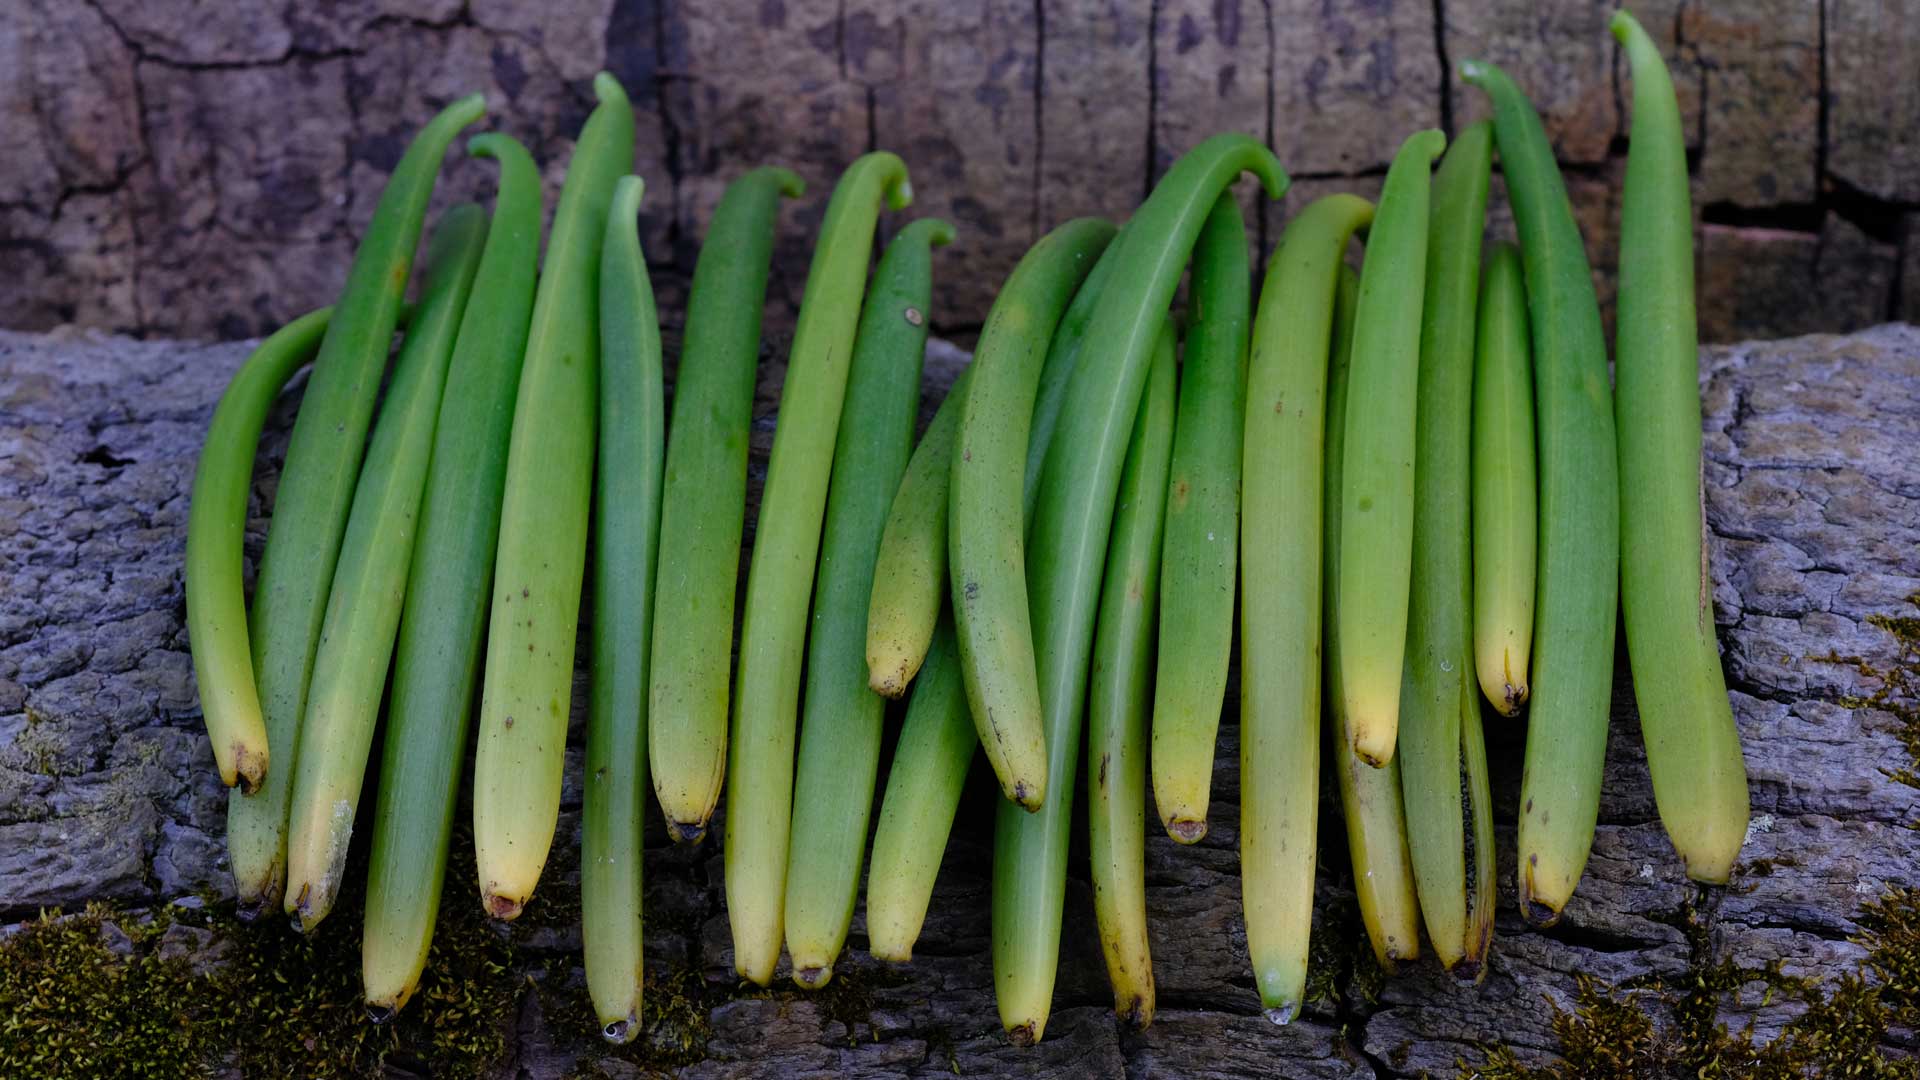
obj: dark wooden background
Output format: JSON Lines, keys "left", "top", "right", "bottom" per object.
{"left": 3, "top": 0, "right": 1917, "bottom": 344}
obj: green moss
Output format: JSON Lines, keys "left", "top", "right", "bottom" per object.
{"left": 1, "top": 832, "right": 518, "bottom": 1079}
{"left": 0, "top": 904, "right": 206, "bottom": 1079}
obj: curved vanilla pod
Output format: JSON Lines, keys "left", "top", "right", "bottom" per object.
{"left": 865, "top": 368, "right": 968, "bottom": 699}
{"left": 950, "top": 216, "right": 1119, "bottom": 812}
{"left": 473, "top": 73, "right": 634, "bottom": 921}
{"left": 1087, "top": 322, "right": 1176, "bottom": 1029}
{"left": 1612, "top": 8, "right": 1750, "bottom": 884}
{"left": 1396, "top": 121, "right": 1497, "bottom": 979}
{"left": 1326, "top": 264, "right": 1422, "bottom": 974}
{"left": 866, "top": 238, "right": 1119, "bottom": 701}
{"left": 726, "top": 152, "right": 913, "bottom": 987}
{"left": 785, "top": 218, "right": 954, "bottom": 989}
{"left": 187, "top": 307, "right": 332, "bottom": 794}
{"left": 863, "top": 618, "right": 971, "bottom": 962}
{"left": 996, "top": 133, "right": 1286, "bottom": 1045}
{"left": 362, "top": 133, "right": 541, "bottom": 1020}
{"left": 1471, "top": 243, "right": 1536, "bottom": 716}
{"left": 1336, "top": 128, "right": 1448, "bottom": 769}
{"left": 1462, "top": 57, "right": 1621, "bottom": 925}
{"left": 863, "top": 251, "right": 1115, "bottom": 962}
{"left": 284, "top": 205, "right": 487, "bottom": 932}
{"left": 583, "top": 175, "right": 666, "bottom": 1042}
{"left": 1024, "top": 241, "right": 1123, "bottom": 507}
{"left": 649, "top": 167, "right": 805, "bottom": 843}
{"left": 226, "top": 92, "right": 484, "bottom": 918}
{"left": 1150, "top": 194, "right": 1251, "bottom": 844}
{"left": 1239, "top": 193, "right": 1374, "bottom": 1023}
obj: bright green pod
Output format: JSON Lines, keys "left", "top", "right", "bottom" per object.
{"left": 866, "top": 368, "right": 968, "bottom": 699}
{"left": 473, "top": 73, "right": 634, "bottom": 921}
{"left": 1461, "top": 57, "right": 1621, "bottom": 925}
{"left": 1471, "top": 243, "right": 1537, "bottom": 716}
{"left": 283, "top": 204, "right": 488, "bottom": 932}
{"left": 227, "top": 92, "right": 484, "bottom": 917}
{"left": 997, "top": 133, "right": 1286, "bottom": 1046}
{"left": 1024, "top": 241, "right": 1123, "bottom": 510}
{"left": 1612, "top": 8, "right": 1750, "bottom": 885}
{"left": 583, "top": 175, "right": 666, "bottom": 1042}
{"left": 1086, "top": 321, "right": 1176, "bottom": 1030}
{"left": 649, "top": 166, "right": 805, "bottom": 843}
{"left": 785, "top": 217, "right": 954, "bottom": 989}
{"left": 725, "top": 152, "right": 913, "bottom": 987}
{"left": 861, "top": 252, "right": 1115, "bottom": 962}
{"left": 362, "top": 133, "right": 541, "bottom": 1019}
{"left": 187, "top": 307, "right": 332, "bottom": 794}
{"left": 1336, "top": 127, "right": 1447, "bottom": 770}
{"left": 1396, "top": 120, "right": 1496, "bottom": 978}
{"left": 865, "top": 238, "right": 1120, "bottom": 702}
{"left": 1326, "top": 263, "right": 1422, "bottom": 975}
{"left": 950, "top": 216, "right": 1118, "bottom": 812}
{"left": 863, "top": 618, "right": 972, "bottom": 963}
{"left": 1239, "top": 193, "right": 1374, "bottom": 1023}
{"left": 1150, "top": 193, "right": 1250, "bottom": 844}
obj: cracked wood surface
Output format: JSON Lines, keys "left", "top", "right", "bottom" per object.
{"left": 2, "top": 322, "right": 1918, "bottom": 1077}
{"left": 2, "top": 0, "right": 1916, "bottom": 347}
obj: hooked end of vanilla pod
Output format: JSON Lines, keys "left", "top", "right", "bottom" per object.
{"left": 1609, "top": 8, "right": 1641, "bottom": 44}
{"left": 1116, "top": 993, "right": 1154, "bottom": 1031}
{"left": 1005, "top": 1021, "right": 1040, "bottom": 1048}
{"left": 766, "top": 165, "right": 806, "bottom": 199}
{"left": 907, "top": 217, "right": 958, "bottom": 248}
{"left": 365, "top": 1003, "right": 398, "bottom": 1026}
{"left": 1263, "top": 1002, "right": 1298, "bottom": 1026}
{"left": 590, "top": 71, "right": 629, "bottom": 109}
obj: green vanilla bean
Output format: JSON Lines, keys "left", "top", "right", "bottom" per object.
{"left": 284, "top": 205, "right": 488, "bottom": 933}
{"left": 950, "top": 216, "right": 1119, "bottom": 812}
{"left": 1396, "top": 120, "right": 1497, "bottom": 979}
{"left": 725, "top": 152, "right": 913, "bottom": 987}
{"left": 785, "top": 217, "right": 954, "bottom": 989}
{"left": 1025, "top": 241, "right": 1123, "bottom": 510}
{"left": 1336, "top": 127, "right": 1448, "bottom": 770}
{"left": 187, "top": 307, "right": 332, "bottom": 795}
{"left": 866, "top": 238, "right": 1120, "bottom": 702}
{"left": 865, "top": 368, "right": 968, "bottom": 699}
{"left": 584, "top": 175, "right": 666, "bottom": 1043}
{"left": 1471, "top": 242, "right": 1537, "bottom": 717}
{"left": 1150, "top": 193, "right": 1251, "bottom": 844}
{"left": 473, "top": 72, "right": 634, "bottom": 921}
{"left": 1239, "top": 193, "right": 1374, "bottom": 1023}
{"left": 1087, "top": 321, "right": 1176, "bottom": 1030}
{"left": 1461, "top": 57, "right": 1621, "bottom": 925}
{"left": 861, "top": 251, "right": 1115, "bottom": 963}
{"left": 1612, "top": 8, "right": 1750, "bottom": 885}
{"left": 649, "top": 167, "right": 804, "bottom": 843}
{"left": 362, "top": 133, "right": 541, "bottom": 1020}
{"left": 996, "top": 133, "right": 1286, "bottom": 1046}
{"left": 227, "top": 91, "right": 484, "bottom": 918}
{"left": 863, "top": 617, "right": 971, "bottom": 962}
{"left": 1326, "top": 263, "right": 1422, "bottom": 974}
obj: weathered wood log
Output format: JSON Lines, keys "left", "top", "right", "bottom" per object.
{"left": 0, "top": 322, "right": 1916, "bottom": 1077}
